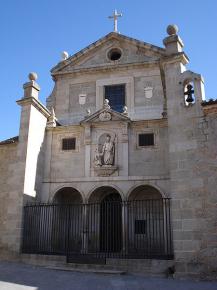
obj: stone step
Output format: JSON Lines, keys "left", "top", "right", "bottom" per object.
{"left": 45, "top": 265, "right": 126, "bottom": 275}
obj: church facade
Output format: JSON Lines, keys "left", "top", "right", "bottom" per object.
{"left": 0, "top": 24, "right": 217, "bottom": 278}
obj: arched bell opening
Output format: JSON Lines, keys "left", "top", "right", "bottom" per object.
{"left": 52, "top": 187, "right": 83, "bottom": 254}
{"left": 88, "top": 186, "right": 122, "bottom": 253}
{"left": 184, "top": 80, "right": 195, "bottom": 106}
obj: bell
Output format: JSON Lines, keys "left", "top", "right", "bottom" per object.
{"left": 185, "top": 84, "right": 194, "bottom": 103}
{"left": 186, "top": 94, "right": 194, "bottom": 103}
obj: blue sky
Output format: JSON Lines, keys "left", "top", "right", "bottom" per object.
{"left": 0, "top": 0, "right": 217, "bottom": 140}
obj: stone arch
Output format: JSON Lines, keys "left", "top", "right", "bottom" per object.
{"left": 183, "top": 81, "right": 195, "bottom": 105}
{"left": 180, "top": 70, "right": 204, "bottom": 104}
{"left": 51, "top": 187, "right": 83, "bottom": 254}
{"left": 52, "top": 186, "right": 84, "bottom": 204}
{"left": 127, "top": 184, "right": 167, "bottom": 255}
{"left": 87, "top": 185, "right": 123, "bottom": 253}
{"left": 127, "top": 184, "right": 165, "bottom": 201}
{"left": 88, "top": 184, "right": 124, "bottom": 203}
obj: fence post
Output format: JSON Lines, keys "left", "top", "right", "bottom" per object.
{"left": 81, "top": 203, "right": 88, "bottom": 254}
{"left": 122, "top": 201, "right": 128, "bottom": 256}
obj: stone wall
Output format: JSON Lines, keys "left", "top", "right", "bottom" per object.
{"left": 43, "top": 126, "right": 85, "bottom": 181}
{"left": 164, "top": 59, "right": 217, "bottom": 278}
{"left": 49, "top": 67, "right": 165, "bottom": 125}
{"left": 129, "top": 120, "right": 169, "bottom": 177}
{"left": 134, "top": 74, "right": 164, "bottom": 120}
{"left": 0, "top": 142, "right": 22, "bottom": 259}
{"left": 194, "top": 112, "right": 217, "bottom": 278}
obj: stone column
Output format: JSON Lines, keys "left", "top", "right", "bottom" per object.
{"left": 121, "top": 122, "right": 129, "bottom": 176}
{"left": 17, "top": 73, "right": 51, "bottom": 199}
{"left": 1, "top": 73, "right": 51, "bottom": 258}
{"left": 84, "top": 124, "right": 91, "bottom": 177}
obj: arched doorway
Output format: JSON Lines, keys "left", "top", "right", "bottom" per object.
{"left": 52, "top": 187, "right": 83, "bottom": 254}
{"left": 100, "top": 192, "right": 122, "bottom": 252}
{"left": 128, "top": 185, "right": 165, "bottom": 257}
{"left": 88, "top": 186, "right": 122, "bottom": 254}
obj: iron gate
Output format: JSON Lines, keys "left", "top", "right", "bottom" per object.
{"left": 22, "top": 199, "right": 173, "bottom": 260}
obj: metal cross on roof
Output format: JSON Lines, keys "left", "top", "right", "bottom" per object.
{"left": 108, "top": 9, "right": 122, "bottom": 33}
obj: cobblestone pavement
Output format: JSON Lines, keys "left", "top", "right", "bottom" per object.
{"left": 0, "top": 261, "right": 217, "bottom": 290}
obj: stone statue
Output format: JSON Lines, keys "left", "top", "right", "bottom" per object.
{"left": 93, "top": 145, "right": 102, "bottom": 166}
{"left": 93, "top": 134, "right": 115, "bottom": 166}
{"left": 102, "top": 134, "right": 115, "bottom": 165}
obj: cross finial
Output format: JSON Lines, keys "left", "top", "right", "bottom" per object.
{"left": 108, "top": 9, "right": 122, "bottom": 33}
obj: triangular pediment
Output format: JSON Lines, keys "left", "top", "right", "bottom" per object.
{"left": 81, "top": 107, "right": 130, "bottom": 124}
{"left": 51, "top": 32, "right": 166, "bottom": 74}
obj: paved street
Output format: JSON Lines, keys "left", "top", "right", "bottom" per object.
{"left": 0, "top": 261, "right": 217, "bottom": 290}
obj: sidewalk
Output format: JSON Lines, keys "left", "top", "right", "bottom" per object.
{"left": 0, "top": 261, "right": 217, "bottom": 290}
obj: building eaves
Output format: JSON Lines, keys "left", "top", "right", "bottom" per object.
{"left": 0, "top": 136, "right": 19, "bottom": 145}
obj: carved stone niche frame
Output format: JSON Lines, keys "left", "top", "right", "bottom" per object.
{"left": 57, "top": 132, "right": 81, "bottom": 153}
{"left": 134, "top": 127, "right": 159, "bottom": 151}
{"left": 93, "top": 131, "right": 118, "bottom": 176}
{"left": 96, "top": 76, "right": 134, "bottom": 116}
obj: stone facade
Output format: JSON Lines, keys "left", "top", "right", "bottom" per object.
{"left": 0, "top": 26, "right": 217, "bottom": 278}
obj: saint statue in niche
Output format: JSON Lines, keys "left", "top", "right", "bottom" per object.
{"left": 94, "top": 134, "right": 115, "bottom": 166}
{"left": 102, "top": 134, "right": 115, "bottom": 165}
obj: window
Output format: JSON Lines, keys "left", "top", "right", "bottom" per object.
{"left": 138, "top": 133, "right": 154, "bottom": 147}
{"left": 104, "top": 84, "right": 125, "bottom": 113}
{"left": 62, "top": 138, "right": 76, "bottom": 151}
{"left": 107, "top": 48, "right": 122, "bottom": 61}
{"left": 135, "top": 220, "right": 146, "bottom": 234}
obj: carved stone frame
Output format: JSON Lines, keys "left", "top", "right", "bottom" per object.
{"left": 92, "top": 129, "right": 119, "bottom": 177}
{"left": 58, "top": 133, "right": 80, "bottom": 153}
{"left": 96, "top": 76, "right": 134, "bottom": 117}
{"left": 135, "top": 128, "right": 159, "bottom": 150}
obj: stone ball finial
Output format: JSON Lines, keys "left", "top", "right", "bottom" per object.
{"left": 103, "top": 99, "right": 111, "bottom": 109}
{"left": 167, "top": 24, "right": 178, "bottom": 36}
{"left": 61, "top": 51, "right": 69, "bottom": 61}
{"left": 28, "top": 72, "right": 38, "bottom": 81}
{"left": 104, "top": 99, "right": 109, "bottom": 105}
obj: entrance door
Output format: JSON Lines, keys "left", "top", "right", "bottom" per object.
{"left": 100, "top": 193, "right": 122, "bottom": 252}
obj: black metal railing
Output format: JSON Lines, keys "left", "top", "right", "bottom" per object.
{"left": 22, "top": 199, "right": 173, "bottom": 260}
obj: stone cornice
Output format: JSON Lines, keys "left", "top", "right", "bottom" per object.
{"left": 161, "top": 52, "right": 189, "bottom": 65}
{"left": 46, "top": 124, "right": 82, "bottom": 132}
{"left": 17, "top": 97, "right": 51, "bottom": 118}
{"left": 51, "top": 53, "right": 188, "bottom": 79}
{"left": 0, "top": 136, "right": 19, "bottom": 146}
{"left": 43, "top": 175, "right": 170, "bottom": 183}
{"left": 131, "top": 118, "right": 168, "bottom": 127}
{"left": 46, "top": 118, "right": 167, "bottom": 132}
{"left": 51, "top": 60, "right": 160, "bottom": 78}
